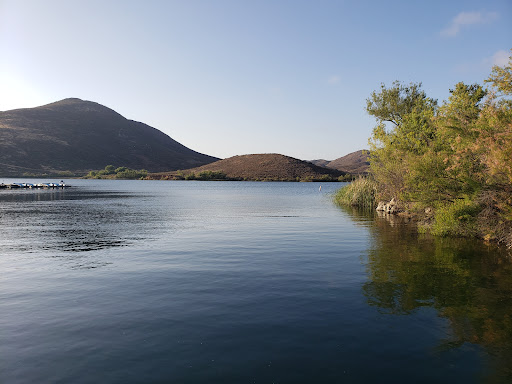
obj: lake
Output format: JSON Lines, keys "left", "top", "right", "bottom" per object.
{"left": 1, "top": 179, "right": 511, "bottom": 383}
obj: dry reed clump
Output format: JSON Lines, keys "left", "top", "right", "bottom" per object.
{"left": 334, "top": 177, "right": 377, "bottom": 210}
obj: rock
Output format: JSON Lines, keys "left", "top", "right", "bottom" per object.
{"left": 376, "top": 201, "right": 387, "bottom": 211}
{"left": 385, "top": 198, "right": 396, "bottom": 214}
{"left": 376, "top": 198, "right": 400, "bottom": 214}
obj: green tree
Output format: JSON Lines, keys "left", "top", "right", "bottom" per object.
{"left": 485, "top": 49, "right": 512, "bottom": 96}
{"left": 367, "top": 81, "right": 437, "bottom": 201}
{"left": 340, "top": 53, "right": 512, "bottom": 245}
{"left": 430, "top": 82, "right": 488, "bottom": 200}
{"left": 479, "top": 51, "right": 512, "bottom": 191}
{"left": 366, "top": 81, "right": 436, "bottom": 129}
{"left": 104, "top": 165, "right": 116, "bottom": 174}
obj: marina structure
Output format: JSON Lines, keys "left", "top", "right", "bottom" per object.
{"left": 0, "top": 182, "right": 70, "bottom": 189}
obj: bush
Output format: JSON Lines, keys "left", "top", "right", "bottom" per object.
{"left": 197, "top": 171, "right": 227, "bottom": 180}
{"left": 318, "top": 174, "right": 335, "bottom": 182}
{"left": 115, "top": 169, "right": 148, "bottom": 179}
{"left": 182, "top": 171, "right": 227, "bottom": 180}
{"left": 338, "top": 174, "right": 357, "bottom": 182}
{"left": 104, "top": 165, "right": 116, "bottom": 174}
{"left": 430, "top": 198, "right": 481, "bottom": 237}
{"left": 84, "top": 165, "right": 148, "bottom": 179}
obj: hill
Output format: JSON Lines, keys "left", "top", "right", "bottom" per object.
{"left": 327, "top": 150, "right": 370, "bottom": 174}
{"left": 149, "top": 153, "right": 346, "bottom": 181}
{"left": 310, "top": 150, "right": 370, "bottom": 174}
{"left": 0, "top": 98, "right": 218, "bottom": 176}
{"left": 309, "top": 159, "right": 331, "bottom": 168}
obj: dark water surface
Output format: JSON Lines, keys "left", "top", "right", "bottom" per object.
{"left": 1, "top": 180, "right": 511, "bottom": 383}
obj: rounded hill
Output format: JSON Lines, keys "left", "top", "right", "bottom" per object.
{"left": 326, "top": 150, "right": 370, "bottom": 174}
{"left": 150, "top": 153, "right": 345, "bottom": 181}
{"left": 0, "top": 98, "right": 218, "bottom": 176}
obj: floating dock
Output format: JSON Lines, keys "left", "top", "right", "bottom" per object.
{"left": 0, "top": 182, "right": 70, "bottom": 189}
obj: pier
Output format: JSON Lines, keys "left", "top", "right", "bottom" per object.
{"left": 0, "top": 182, "right": 70, "bottom": 189}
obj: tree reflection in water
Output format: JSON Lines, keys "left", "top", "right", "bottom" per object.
{"left": 341, "top": 206, "right": 512, "bottom": 382}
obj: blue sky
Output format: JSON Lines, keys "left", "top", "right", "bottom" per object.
{"left": 1, "top": 0, "right": 510, "bottom": 160}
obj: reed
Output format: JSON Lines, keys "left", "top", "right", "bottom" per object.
{"left": 334, "top": 177, "right": 377, "bottom": 210}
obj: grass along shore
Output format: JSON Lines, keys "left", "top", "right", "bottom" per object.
{"left": 334, "top": 177, "right": 512, "bottom": 249}
{"left": 334, "top": 177, "right": 377, "bottom": 210}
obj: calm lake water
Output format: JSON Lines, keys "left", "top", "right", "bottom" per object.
{"left": 1, "top": 180, "right": 511, "bottom": 383}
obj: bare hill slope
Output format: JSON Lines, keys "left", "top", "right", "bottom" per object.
{"left": 150, "top": 153, "right": 345, "bottom": 181}
{"left": 326, "top": 150, "right": 370, "bottom": 174}
{"left": 0, "top": 98, "right": 218, "bottom": 176}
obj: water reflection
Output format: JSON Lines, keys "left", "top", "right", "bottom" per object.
{"left": 344, "top": 207, "right": 512, "bottom": 381}
{"left": 0, "top": 189, "right": 163, "bottom": 269}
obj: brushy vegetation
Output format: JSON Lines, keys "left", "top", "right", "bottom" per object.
{"left": 428, "top": 198, "right": 481, "bottom": 237}
{"left": 85, "top": 165, "right": 148, "bottom": 180}
{"left": 176, "top": 171, "right": 228, "bottom": 181}
{"left": 334, "top": 176, "right": 377, "bottom": 210}
{"left": 163, "top": 170, "right": 347, "bottom": 182}
{"left": 337, "top": 51, "right": 512, "bottom": 247}
{"left": 338, "top": 174, "right": 358, "bottom": 182}
{"left": 301, "top": 174, "right": 340, "bottom": 182}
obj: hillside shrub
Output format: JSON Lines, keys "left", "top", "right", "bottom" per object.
{"left": 197, "top": 171, "right": 227, "bottom": 180}
{"left": 115, "top": 169, "right": 148, "bottom": 179}
{"left": 181, "top": 171, "right": 228, "bottom": 180}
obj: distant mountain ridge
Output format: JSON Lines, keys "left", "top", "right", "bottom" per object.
{"left": 149, "top": 153, "right": 345, "bottom": 181}
{"left": 0, "top": 98, "right": 218, "bottom": 176}
{"left": 310, "top": 150, "right": 370, "bottom": 174}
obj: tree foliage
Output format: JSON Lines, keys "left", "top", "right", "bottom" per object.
{"left": 85, "top": 165, "right": 148, "bottom": 179}
{"left": 366, "top": 52, "right": 512, "bottom": 246}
